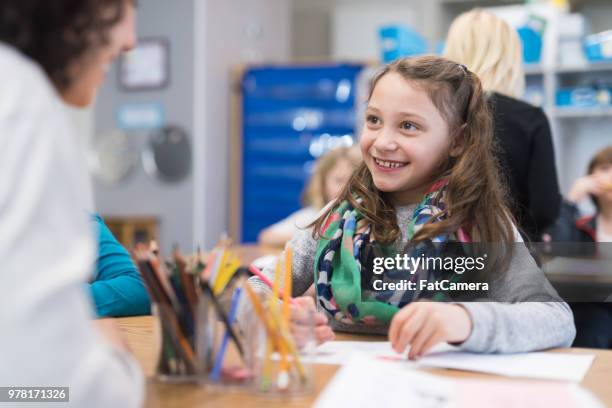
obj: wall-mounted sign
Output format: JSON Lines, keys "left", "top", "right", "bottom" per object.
{"left": 117, "top": 103, "right": 165, "bottom": 130}
{"left": 119, "top": 37, "right": 170, "bottom": 91}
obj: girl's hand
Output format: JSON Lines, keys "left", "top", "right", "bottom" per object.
{"left": 290, "top": 296, "right": 335, "bottom": 346}
{"left": 388, "top": 302, "right": 472, "bottom": 360}
{"left": 568, "top": 175, "right": 605, "bottom": 203}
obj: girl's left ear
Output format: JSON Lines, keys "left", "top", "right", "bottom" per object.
{"left": 449, "top": 124, "right": 467, "bottom": 158}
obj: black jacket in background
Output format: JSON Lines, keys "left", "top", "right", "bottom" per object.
{"left": 489, "top": 92, "right": 561, "bottom": 242}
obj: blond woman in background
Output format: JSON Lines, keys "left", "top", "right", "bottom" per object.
{"left": 444, "top": 9, "right": 561, "bottom": 242}
{"left": 258, "top": 146, "right": 361, "bottom": 247}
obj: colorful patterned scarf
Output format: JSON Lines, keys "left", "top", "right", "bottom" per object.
{"left": 313, "top": 180, "right": 471, "bottom": 325}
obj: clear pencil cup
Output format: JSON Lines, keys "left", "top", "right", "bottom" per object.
{"left": 152, "top": 278, "right": 255, "bottom": 386}
{"left": 245, "top": 291, "right": 315, "bottom": 396}
{"left": 152, "top": 301, "right": 204, "bottom": 382}
{"left": 196, "top": 279, "right": 257, "bottom": 389}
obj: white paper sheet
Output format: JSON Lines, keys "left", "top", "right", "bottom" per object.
{"left": 314, "top": 340, "right": 457, "bottom": 365}
{"left": 417, "top": 348, "right": 595, "bottom": 382}
{"left": 314, "top": 341, "right": 595, "bottom": 382}
{"left": 313, "top": 353, "right": 455, "bottom": 408}
{"left": 313, "top": 354, "right": 603, "bottom": 408}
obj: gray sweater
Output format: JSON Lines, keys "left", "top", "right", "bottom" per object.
{"left": 247, "top": 205, "right": 576, "bottom": 353}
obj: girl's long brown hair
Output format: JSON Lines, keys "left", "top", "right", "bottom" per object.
{"left": 310, "top": 56, "right": 515, "bottom": 252}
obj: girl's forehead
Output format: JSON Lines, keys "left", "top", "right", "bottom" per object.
{"left": 368, "top": 73, "right": 444, "bottom": 121}
{"left": 371, "top": 72, "right": 424, "bottom": 97}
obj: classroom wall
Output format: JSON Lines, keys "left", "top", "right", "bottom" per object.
{"left": 291, "top": 4, "right": 331, "bottom": 59}
{"left": 195, "top": 0, "right": 291, "bottom": 248}
{"left": 93, "top": 0, "right": 196, "bottom": 252}
{"left": 92, "top": 0, "right": 291, "bottom": 252}
{"left": 581, "top": 0, "right": 612, "bottom": 34}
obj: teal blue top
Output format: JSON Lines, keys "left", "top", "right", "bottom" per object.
{"left": 88, "top": 214, "right": 151, "bottom": 317}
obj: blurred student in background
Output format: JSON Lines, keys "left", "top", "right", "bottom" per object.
{"left": 258, "top": 146, "right": 361, "bottom": 247}
{"left": 0, "top": 1, "right": 144, "bottom": 406}
{"left": 555, "top": 146, "right": 612, "bottom": 243}
{"left": 444, "top": 9, "right": 561, "bottom": 242}
{"left": 546, "top": 146, "right": 612, "bottom": 349}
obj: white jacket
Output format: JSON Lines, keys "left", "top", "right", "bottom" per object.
{"left": 0, "top": 43, "right": 143, "bottom": 407}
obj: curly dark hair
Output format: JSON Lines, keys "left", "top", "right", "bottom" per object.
{"left": 0, "top": 0, "right": 134, "bottom": 90}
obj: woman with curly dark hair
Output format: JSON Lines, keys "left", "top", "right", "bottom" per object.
{"left": 0, "top": 1, "right": 143, "bottom": 406}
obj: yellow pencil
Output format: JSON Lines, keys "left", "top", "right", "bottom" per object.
{"left": 245, "top": 282, "right": 306, "bottom": 384}
{"left": 272, "top": 257, "right": 281, "bottom": 302}
{"left": 212, "top": 254, "right": 240, "bottom": 295}
{"left": 283, "top": 245, "right": 292, "bottom": 326}
{"left": 209, "top": 248, "right": 228, "bottom": 286}
{"left": 270, "top": 307, "right": 307, "bottom": 381}
{"left": 280, "top": 249, "right": 307, "bottom": 382}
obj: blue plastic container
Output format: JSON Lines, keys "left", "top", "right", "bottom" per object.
{"left": 378, "top": 25, "right": 427, "bottom": 63}
{"left": 584, "top": 30, "right": 612, "bottom": 62}
{"left": 518, "top": 26, "right": 543, "bottom": 64}
{"left": 556, "top": 87, "right": 598, "bottom": 108}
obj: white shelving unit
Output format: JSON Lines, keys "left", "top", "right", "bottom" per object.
{"left": 524, "top": 63, "right": 545, "bottom": 75}
{"left": 555, "top": 61, "right": 612, "bottom": 74}
{"left": 525, "top": 62, "right": 612, "bottom": 199}
{"left": 554, "top": 106, "right": 612, "bottom": 119}
{"left": 528, "top": 64, "right": 612, "bottom": 119}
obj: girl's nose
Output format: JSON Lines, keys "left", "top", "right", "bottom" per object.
{"left": 373, "top": 130, "right": 399, "bottom": 152}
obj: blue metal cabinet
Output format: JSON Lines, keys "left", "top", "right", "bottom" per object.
{"left": 240, "top": 64, "right": 365, "bottom": 242}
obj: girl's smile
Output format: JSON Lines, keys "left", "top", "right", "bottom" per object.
{"left": 372, "top": 156, "right": 410, "bottom": 172}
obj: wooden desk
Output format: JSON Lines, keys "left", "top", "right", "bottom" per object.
{"left": 117, "top": 316, "right": 612, "bottom": 407}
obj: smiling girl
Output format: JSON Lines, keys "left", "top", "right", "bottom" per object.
{"left": 247, "top": 56, "right": 574, "bottom": 358}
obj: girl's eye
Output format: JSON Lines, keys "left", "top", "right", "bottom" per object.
{"left": 366, "top": 114, "right": 381, "bottom": 125}
{"left": 400, "top": 121, "right": 417, "bottom": 131}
